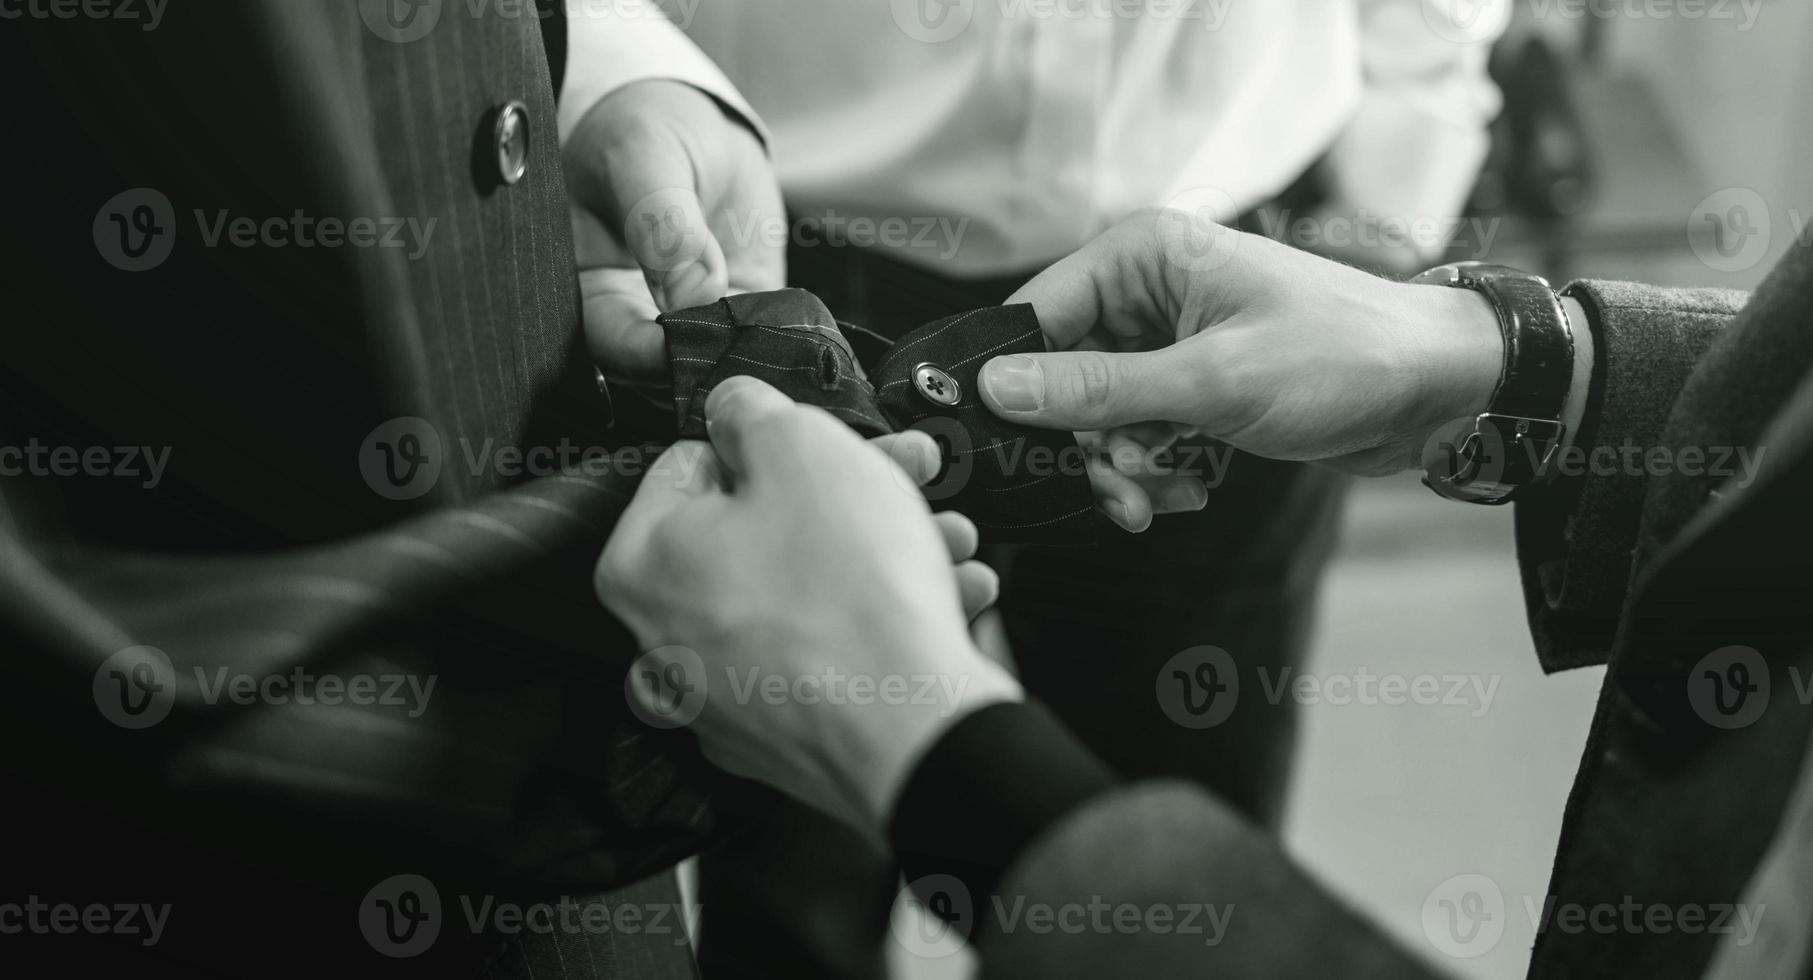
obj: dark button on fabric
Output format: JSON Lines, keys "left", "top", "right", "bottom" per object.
{"left": 494, "top": 101, "right": 530, "bottom": 187}
{"left": 914, "top": 363, "right": 962, "bottom": 407}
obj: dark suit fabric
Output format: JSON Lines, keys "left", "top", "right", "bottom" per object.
{"left": 0, "top": 4, "right": 710, "bottom": 976}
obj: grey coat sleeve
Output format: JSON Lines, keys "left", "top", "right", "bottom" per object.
{"left": 975, "top": 782, "right": 1449, "bottom": 979}
{"left": 1514, "top": 279, "right": 1746, "bottom": 671}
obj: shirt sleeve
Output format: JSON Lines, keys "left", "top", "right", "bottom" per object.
{"left": 889, "top": 700, "right": 1118, "bottom": 928}
{"left": 1321, "top": 0, "right": 1505, "bottom": 252}
{"left": 558, "top": 0, "right": 768, "bottom": 146}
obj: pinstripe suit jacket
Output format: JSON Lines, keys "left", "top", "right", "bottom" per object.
{"left": 1, "top": 2, "right": 712, "bottom": 975}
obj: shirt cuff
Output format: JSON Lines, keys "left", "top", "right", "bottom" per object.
{"left": 558, "top": 0, "right": 768, "bottom": 147}
{"left": 888, "top": 700, "right": 1117, "bottom": 932}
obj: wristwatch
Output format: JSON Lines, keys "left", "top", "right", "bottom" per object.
{"left": 1412, "top": 262, "right": 1576, "bottom": 505}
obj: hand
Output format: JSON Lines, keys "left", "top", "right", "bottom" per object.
{"left": 566, "top": 80, "right": 786, "bottom": 385}
{"left": 872, "top": 432, "right": 1003, "bottom": 622}
{"left": 977, "top": 209, "right": 1506, "bottom": 476}
{"left": 1295, "top": 203, "right": 1439, "bottom": 279}
{"left": 596, "top": 378, "right": 1022, "bottom": 838}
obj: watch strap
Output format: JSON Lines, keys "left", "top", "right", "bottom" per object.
{"left": 1471, "top": 270, "right": 1574, "bottom": 424}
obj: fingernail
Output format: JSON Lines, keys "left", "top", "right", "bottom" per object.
{"left": 982, "top": 356, "right": 1044, "bottom": 414}
{"left": 1159, "top": 483, "right": 1209, "bottom": 513}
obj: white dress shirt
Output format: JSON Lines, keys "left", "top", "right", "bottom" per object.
{"left": 562, "top": 0, "right": 1505, "bottom": 276}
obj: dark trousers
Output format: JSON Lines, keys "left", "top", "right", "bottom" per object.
{"left": 695, "top": 227, "right": 1349, "bottom": 979}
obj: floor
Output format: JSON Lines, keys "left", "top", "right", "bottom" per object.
{"left": 1279, "top": 475, "right": 1605, "bottom": 980}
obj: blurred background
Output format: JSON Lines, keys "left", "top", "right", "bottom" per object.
{"left": 892, "top": 2, "right": 1813, "bottom": 977}
{"left": 1292, "top": 5, "right": 1810, "bottom": 980}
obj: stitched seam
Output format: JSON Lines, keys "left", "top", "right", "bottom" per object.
{"left": 982, "top": 472, "right": 1058, "bottom": 493}
{"left": 955, "top": 439, "right": 1014, "bottom": 456}
{"left": 877, "top": 327, "right": 1042, "bottom": 392}
{"left": 947, "top": 327, "right": 1041, "bottom": 370}
{"left": 976, "top": 505, "right": 1095, "bottom": 530}
{"left": 876, "top": 309, "right": 985, "bottom": 372}
{"left": 723, "top": 353, "right": 834, "bottom": 374}
{"left": 842, "top": 322, "right": 894, "bottom": 345}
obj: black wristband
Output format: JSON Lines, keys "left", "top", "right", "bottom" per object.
{"left": 1415, "top": 263, "right": 1576, "bottom": 504}
{"left": 888, "top": 700, "right": 1118, "bottom": 939}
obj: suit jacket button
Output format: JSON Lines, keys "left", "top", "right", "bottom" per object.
{"left": 913, "top": 363, "right": 963, "bottom": 407}
{"left": 493, "top": 101, "right": 530, "bottom": 187}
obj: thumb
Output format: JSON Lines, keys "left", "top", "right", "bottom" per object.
{"left": 574, "top": 123, "right": 730, "bottom": 314}
{"left": 702, "top": 376, "right": 821, "bottom": 484}
{"left": 611, "top": 441, "right": 727, "bottom": 546}
{"left": 596, "top": 440, "right": 725, "bottom": 606}
{"left": 978, "top": 348, "right": 1205, "bottom": 431}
